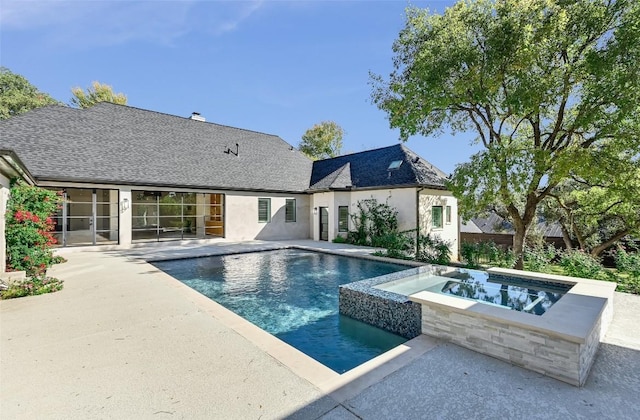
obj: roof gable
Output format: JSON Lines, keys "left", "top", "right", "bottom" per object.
{"left": 309, "top": 163, "right": 352, "bottom": 190}
{"left": 309, "top": 144, "right": 447, "bottom": 191}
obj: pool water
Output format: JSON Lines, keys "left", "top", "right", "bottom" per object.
{"left": 375, "top": 267, "right": 572, "bottom": 315}
{"left": 152, "top": 249, "right": 410, "bottom": 373}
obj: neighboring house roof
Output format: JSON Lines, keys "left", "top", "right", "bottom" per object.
{"left": 459, "top": 219, "right": 483, "bottom": 234}
{"left": 462, "top": 212, "right": 563, "bottom": 238}
{"left": 0, "top": 103, "right": 313, "bottom": 193}
{"left": 309, "top": 144, "right": 448, "bottom": 191}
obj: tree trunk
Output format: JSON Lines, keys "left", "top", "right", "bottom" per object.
{"left": 560, "top": 223, "right": 573, "bottom": 250}
{"left": 590, "top": 229, "right": 629, "bottom": 257}
{"left": 512, "top": 225, "right": 526, "bottom": 270}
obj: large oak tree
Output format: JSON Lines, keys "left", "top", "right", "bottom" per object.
{"left": 372, "top": 0, "right": 640, "bottom": 268}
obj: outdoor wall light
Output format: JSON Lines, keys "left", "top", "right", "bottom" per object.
{"left": 313, "top": 207, "right": 318, "bottom": 215}
{"left": 120, "top": 198, "right": 130, "bottom": 212}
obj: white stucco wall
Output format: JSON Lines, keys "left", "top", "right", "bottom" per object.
{"left": 349, "top": 188, "right": 418, "bottom": 232}
{"left": 419, "top": 189, "right": 459, "bottom": 259}
{"left": 118, "top": 188, "right": 132, "bottom": 246}
{"left": 309, "top": 187, "right": 459, "bottom": 258}
{"left": 1, "top": 174, "right": 10, "bottom": 273}
{"left": 310, "top": 191, "right": 334, "bottom": 241}
{"left": 311, "top": 187, "right": 419, "bottom": 242}
{"left": 225, "top": 192, "right": 311, "bottom": 241}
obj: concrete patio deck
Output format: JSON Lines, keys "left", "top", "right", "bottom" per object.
{"left": 1, "top": 240, "right": 639, "bottom": 419}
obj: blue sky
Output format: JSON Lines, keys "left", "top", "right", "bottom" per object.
{"left": 1, "top": 0, "right": 480, "bottom": 174}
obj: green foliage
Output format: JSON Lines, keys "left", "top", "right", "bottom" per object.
{"left": 0, "top": 67, "right": 58, "bottom": 119}
{"left": 1, "top": 276, "right": 64, "bottom": 300}
{"left": 523, "top": 244, "right": 557, "bottom": 273}
{"left": 416, "top": 234, "right": 451, "bottom": 265}
{"left": 559, "top": 250, "right": 605, "bottom": 279}
{"left": 544, "top": 158, "right": 640, "bottom": 256}
{"left": 372, "top": 0, "right": 640, "bottom": 268}
{"left": 460, "top": 241, "right": 516, "bottom": 269}
{"left": 4, "top": 181, "right": 63, "bottom": 280}
{"left": 616, "top": 248, "right": 640, "bottom": 279}
{"left": 332, "top": 235, "right": 347, "bottom": 244}
{"left": 346, "top": 198, "right": 413, "bottom": 258}
{"left": 460, "top": 242, "right": 481, "bottom": 268}
{"left": 614, "top": 247, "right": 640, "bottom": 294}
{"left": 299, "top": 121, "right": 344, "bottom": 160}
{"left": 70, "top": 81, "right": 127, "bottom": 108}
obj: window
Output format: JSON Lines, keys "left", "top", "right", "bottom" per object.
{"left": 131, "top": 191, "right": 224, "bottom": 243}
{"left": 285, "top": 199, "right": 296, "bottom": 222}
{"left": 432, "top": 206, "right": 443, "bottom": 229}
{"left": 388, "top": 160, "right": 403, "bottom": 170}
{"left": 258, "top": 198, "right": 271, "bottom": 223}
{"left": 338, "top": 206, "right": 349, "bottom": 232}
{"left": 445, "top": 206, "right": 452, "bottom": 224}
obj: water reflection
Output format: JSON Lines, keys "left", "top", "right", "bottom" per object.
{"left": 441, "top": 272, "right": 568, "bottom": 315}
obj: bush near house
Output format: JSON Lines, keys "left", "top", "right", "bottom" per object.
{"left": 2, "top": 181, "right": 64, "bottom": 299}
{"left": 344, "top": 198, "right": 451, "bottom": 264}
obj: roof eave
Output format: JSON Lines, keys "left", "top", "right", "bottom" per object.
{"left": 35, "top": 176, "right": 310, "bottom": 195}
{"left": 0, "top": 149, "right": 36, "bottom": 185}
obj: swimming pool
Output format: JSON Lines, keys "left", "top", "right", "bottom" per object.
{"left": 151, "top": 249, "right": 410, "bottom": 373}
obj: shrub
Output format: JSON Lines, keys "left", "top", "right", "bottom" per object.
{"left": 332, "top": 235, "right": 347, "bottom": 244}
{"left": 616, "top": 248, "right": 640, "bottom": 278}
{"left": 346, "top": 198, "right": 412, "bottom": 258}
{"left": 524, "top": 244, "right": 557, "bottom": 272}
{"left": 460, "top": 242, "right": 480, "bottom": 268}
{"left": 416, "top": 234, "right": 451, "bottom": 265}
{"left": 614, "top": 248, "right": 640, "bottom": 294}
{"left": 1, "top": 276, "right": 64, "bottom": 299}
{"left": 2, "top": 181, "right": 64, "bottom": 299}
{"left": 460, "top": 241, "right": 515, "bottom": 269}
{"left": 559, "top": 250, "right": 604, "bottom": 279}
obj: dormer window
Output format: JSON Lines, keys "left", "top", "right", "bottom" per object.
{"left": 388, "top": 160, "right": 403, "bottom": 170}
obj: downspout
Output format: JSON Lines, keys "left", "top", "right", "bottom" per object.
{"left": 416, "top": 187, "right": 426, "bottom": 257}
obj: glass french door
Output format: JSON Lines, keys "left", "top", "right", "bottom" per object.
{"left": 52, "top": 188, "right": 119, "bottom": 247}
{"left": 319, "top": 207, "right": 329, "bottom": 241}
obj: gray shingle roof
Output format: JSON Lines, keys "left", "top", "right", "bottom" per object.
{"left": 466, "top": 212, "right": 563, "bottom": 238}
{"left": 0, "top": 103, "right": 313, "bottom": 192}
{"left": 309, "top": 144, "right": 448, "bottom": 191}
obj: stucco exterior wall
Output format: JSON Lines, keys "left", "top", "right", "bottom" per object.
{"left": 1, "top": 174, "right": 10, "bottom": 273}
{"left": 224, "top": 192, "right": 311, "bottom": 241}
{"left": 349, "top": 188, "right": 418, "bottom": 232}
{"left": 311, "top": 188, "right": 419, "bottom": 242}
{"left": 419, "top": 189, "right": 458, "bottom": 259}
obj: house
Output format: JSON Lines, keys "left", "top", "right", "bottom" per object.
{"left": 460, "top": 212, "right": 564, "bottom": 249}
{"left": 309, "top": 145, "right": 458, "bottom": 251}
{"left": 0, "top": 103, "right": 458, "bottom": 260}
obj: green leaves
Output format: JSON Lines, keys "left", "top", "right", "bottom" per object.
{"left": 374, "top": 0, "right": 640, "bottom": 263}
{"left": 70, "top": 81, "right": 127, "bottom": 109}
{"left": 298, "top": 121, "right": 344, "bottom": 160}
{"left": 0, "top": 67, "right": 58, "bottom": 119}
{"left": 5, "top": 182, "right": 62, "bottom": 277}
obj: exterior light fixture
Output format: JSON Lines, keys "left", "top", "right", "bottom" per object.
{"left": 120, "top": 198, "right": 130, "bottom": 212}
{"left": 313, "top": 207, "right": 318, "bottom": 215}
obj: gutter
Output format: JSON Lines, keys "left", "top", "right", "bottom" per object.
{"left": 0, "top": 149, "right": 36, "bottom": 185}
{"left": 416, "top": 186, "right": 426, "bottom": 256}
